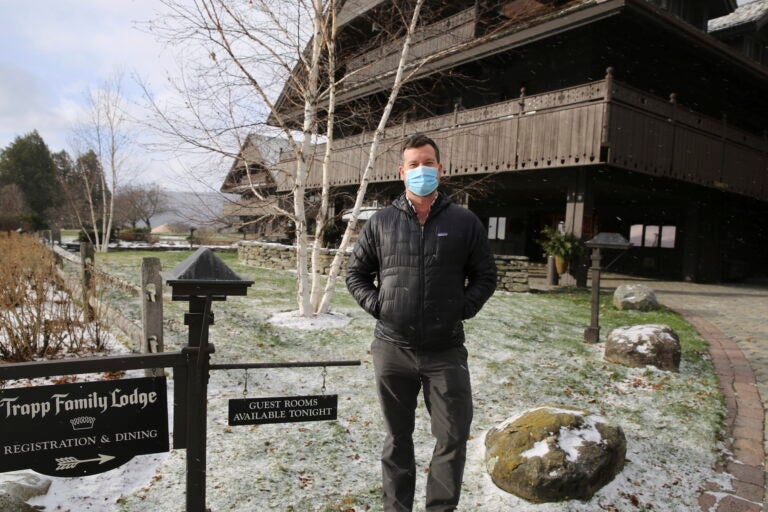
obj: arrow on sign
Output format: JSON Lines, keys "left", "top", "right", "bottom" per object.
{"left": 55, "top": 454, "right": 116, "bottom": 471}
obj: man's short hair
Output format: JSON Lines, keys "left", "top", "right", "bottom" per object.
{"left": 402, "top": 133, "right": 440, "bottom": 163}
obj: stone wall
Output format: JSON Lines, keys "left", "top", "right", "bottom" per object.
{"left": 495, "top": 254, "right": 529, "bottom": 292}
{"left": 238, "top": 241, "right": 529, "bottom": 292}
{"left": 238, "top": 241, "right": 349, "bottom": 274}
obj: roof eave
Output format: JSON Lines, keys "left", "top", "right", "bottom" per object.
{"left": 627, "top": 0, "right": 768, "bottom": 82}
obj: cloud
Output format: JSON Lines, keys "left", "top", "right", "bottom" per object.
{"left": 0, "top": 62, "right": 76, "bottom": 149}
{"left": 0, "top": 63, "right": 50, "bottom": 119}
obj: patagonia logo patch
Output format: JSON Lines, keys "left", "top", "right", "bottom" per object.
{"left": 437, "top": 232, "right": 449, "bottom": 237}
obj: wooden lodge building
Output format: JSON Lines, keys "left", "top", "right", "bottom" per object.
{"left": 234, "top": 0, "right": 768, "bottom": 283}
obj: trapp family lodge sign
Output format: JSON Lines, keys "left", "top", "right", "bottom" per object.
{"left": 0, "top": 377, "right": 168, "bottom": 476}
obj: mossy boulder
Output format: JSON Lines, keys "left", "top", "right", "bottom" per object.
{"left": 484, "top": 406, "right": 626, "bottom": 503}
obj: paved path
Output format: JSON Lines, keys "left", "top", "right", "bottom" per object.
{"left": 624, "top": 279, "right": 767, "bottom": 512}
{"left": 538, "top": 275, "right": 768, "bottom": 511}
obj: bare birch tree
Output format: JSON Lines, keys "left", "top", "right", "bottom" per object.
{"left": 143, "top": 0, "right": 428, "bottom": 316}
{"left": 70, "top": 75, "right": 132, "bottom": 252}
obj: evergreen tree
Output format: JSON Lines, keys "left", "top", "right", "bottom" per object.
{"left": 0, "top": 131, "right": 62, "bottom": 229}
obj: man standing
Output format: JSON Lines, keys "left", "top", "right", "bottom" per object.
{"left": 346, "top": 133, "right": 497, "bottom": 511}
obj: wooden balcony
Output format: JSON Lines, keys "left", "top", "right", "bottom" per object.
{"left": 607, "top": 82, "right": 767, "bottom": 197}
{"left": 345, "top": 6, "right": 478, "bottom": 87}
{"left": 221, "top": 198, "right": 283, "bottom": 218}
{"left": 276, "top": 77, "right": 768, "bottom": 201}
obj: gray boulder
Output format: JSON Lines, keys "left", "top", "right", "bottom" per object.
{"left": 0, "top": 471, "right": 51, "bottom": 502}
{"left": 485, "top": 406, "right": 626, "bottom": 503}
{"left": 605, "top": 324, "right": 681, "bottom": 371}
{"left": 0, "top": 493, "right": 39, "bottom": 512}
{"left": 612, "top": 284, "right": 659, "bottom": 311}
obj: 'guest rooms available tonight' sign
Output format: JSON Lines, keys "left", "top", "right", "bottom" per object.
{"left": 0, "top": 377, "right": 169, "bottom": 476}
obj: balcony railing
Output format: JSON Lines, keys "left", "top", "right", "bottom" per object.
{"left": 275, "top": 77, "right": 768, "bottom": 201}
{"left": 345, "top": 6, "right": 477, "bottom": 86}
{"left": 222, "top": 199, "right": 283, "bottom": 218}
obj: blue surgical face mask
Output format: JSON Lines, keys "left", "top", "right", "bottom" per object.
{"left": 405, "top": 165, "right": 439, "bottom": 196}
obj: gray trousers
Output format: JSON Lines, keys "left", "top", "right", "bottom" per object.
{"left": 371, "top": 339, "right": 473, "bottom": 512}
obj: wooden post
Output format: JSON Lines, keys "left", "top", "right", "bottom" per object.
{"left": 601, "top": 67, "right": 614, "bottom": 155}
{"left": 453, "top": 102, "right": 459, "bottom": 127}
{"left": 514, "top": 87, "right": 526, "bottom": 169}
{"left": 668, "top": 92, "right": 678, "bottom": 177}
{"left": 719, "top": 113, "right": 728, "bottom": 184}
{"left": 563, "top": 169, "right": 593, "bottom": 287}
{"left": 80, "top": 241, "right": 95, "bottom": 322}
{"left": 141, "top": 257, "right": 164, "bottom": 377}
{"left": 51, "top": 228, "right": 61, "bottom": 246}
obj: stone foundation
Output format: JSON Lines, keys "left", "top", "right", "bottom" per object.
{"left": 495, "top": 254, "right": 530, "bottom": 292}
{"left": 238, "top": 241, "right": 529, "bottom": 292}
{"left": 238, "top": 241, "right": 349, "bottom": 274}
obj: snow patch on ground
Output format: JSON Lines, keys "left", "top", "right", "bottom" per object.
{"left": 267, "top": 310, "right": 351, "bottom": 330}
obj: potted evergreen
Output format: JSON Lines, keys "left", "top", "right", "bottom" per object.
{"left": 538, "top": 225, "right": 582, "bottom": 275}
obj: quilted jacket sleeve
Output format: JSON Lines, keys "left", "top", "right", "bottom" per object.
{"left": 462, "top": 215, "right": 497, "bottom": 320}
{"left": 345, "top": 218, "right": 381, "bottom": 319}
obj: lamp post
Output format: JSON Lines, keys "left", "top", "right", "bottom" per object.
{"left": 583, "top": 233, "right": 631, "bottom": 343}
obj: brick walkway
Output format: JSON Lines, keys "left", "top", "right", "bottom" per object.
{"left": 680, "top": 310, "right": 765, "bottom": 512}
{"left": 532, "top": 275, "right": 768, "bottom": 510}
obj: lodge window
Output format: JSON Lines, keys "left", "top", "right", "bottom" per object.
{"left": 488, "top": 217, "right": 506, "bottom": 240}
{"left": 629, "top": 224, "right": 676, "bottom": 248}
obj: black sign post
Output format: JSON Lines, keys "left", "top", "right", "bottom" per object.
{"left": 0, "top": 377, "right": 168, "bottom": 476}
{"left": 164, "top": 248, "right": 253, "bottom": 512}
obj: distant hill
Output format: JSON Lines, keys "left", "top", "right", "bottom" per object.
{"left": 142, "top": 190, "right": 239, "bottom": 231}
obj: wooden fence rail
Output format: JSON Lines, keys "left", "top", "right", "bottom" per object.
{"left": 49, "top": 242, "right": 165, "bottom": 376}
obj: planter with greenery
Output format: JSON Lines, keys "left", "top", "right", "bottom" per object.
{"left": 538, "top": 225, "right": 583, "bottom": 275}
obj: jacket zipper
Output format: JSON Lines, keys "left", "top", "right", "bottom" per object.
{"left": 419, "top": 222, "right": 425, "bottom": 343}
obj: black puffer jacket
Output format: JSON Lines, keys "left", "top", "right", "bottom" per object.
{"left": 346, "top": 192, "right": 497, "bottom": 350}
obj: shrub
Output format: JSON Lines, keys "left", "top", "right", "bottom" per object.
{"left": 78, "top": 228, "right": 116, "bottom": 243}
{"left": 117, "top": 228, "right": 157, "bottom": 243}
{"left": 0, "top": 233, "right": 107, "bottom": 361}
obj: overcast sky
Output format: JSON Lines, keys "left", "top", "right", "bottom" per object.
{"left": 0, "top": 0, "right": 754, "bottom": 192}
{"left": 0, "top": 0, "right": 210, "bottom": 191}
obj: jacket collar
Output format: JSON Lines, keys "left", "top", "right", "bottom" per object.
{"left": 393, "top": 191, "right": 451, "bottom": 218}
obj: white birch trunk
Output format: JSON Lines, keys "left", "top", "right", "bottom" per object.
{"left": 83, "top": 167, "right": 100, "bottom": 250}
{"left": 294, "top": 0, "right": 325, "bottom": 316}
{"left": 317, "top": 0, "right": 426, "bottom": 314}
{"left": 310, "top": 0, "right": 338, "bottom": 313}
